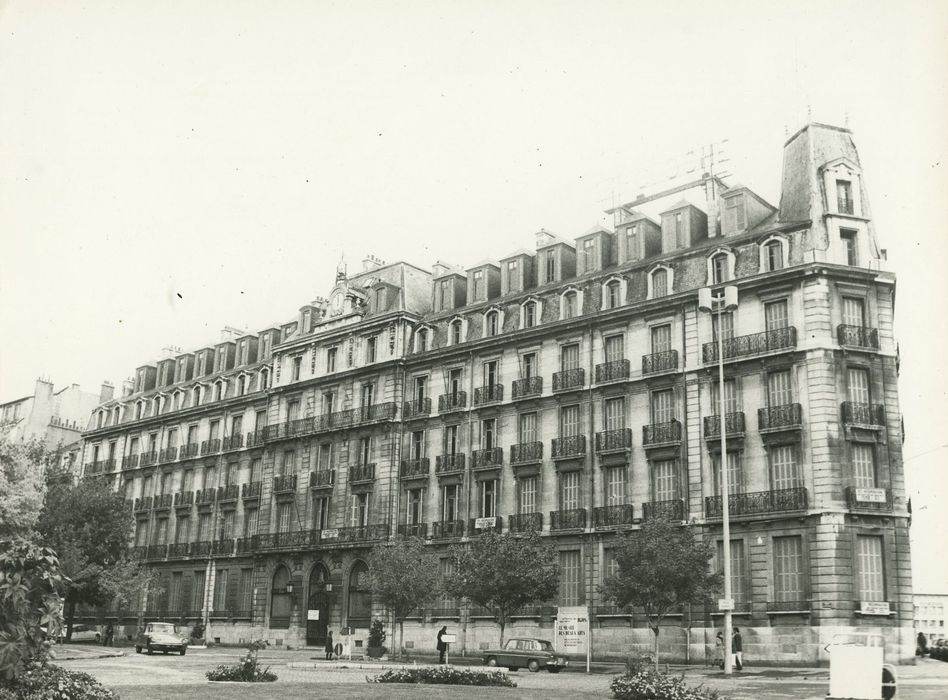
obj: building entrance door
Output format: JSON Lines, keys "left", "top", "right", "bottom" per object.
{"left": 305, "top": 565, "right": 330, "bottom": 647}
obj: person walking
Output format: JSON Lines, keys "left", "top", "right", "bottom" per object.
{"left": 732, "top": 627, "right": 743, "bottom": 671}
{"left": 103, "top": 624, "right": 114, "bottom": 647}
{"left": 436, "top": 626, "right": 448, "bottom": 664}
{"left": 325, "top": 631, "right": 334, "bottom": 661}
{"left": 917, "top": 631, "right": 928, "bottom": 656}
{"left": 714, "top": 632, "right": 725, "bottom": 669}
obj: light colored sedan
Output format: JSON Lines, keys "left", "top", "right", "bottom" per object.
{"left": 483, "top": 637, "right": 569, "bottom": 673}
{"left": 135, "top": 622, "right": 189, "bottom": 655}
{"left": 60, "top": 624, "right": 101, "bottom": 644}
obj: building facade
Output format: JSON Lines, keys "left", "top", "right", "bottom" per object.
{"left": 78, "top": 123, "right": 913, "bottom": 664}
{"left": 914, "top": 594, "right": 947, "bottom": 644}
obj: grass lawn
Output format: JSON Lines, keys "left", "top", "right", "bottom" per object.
{"left": 115, "top": 682, "right": 604, "bottom": 699}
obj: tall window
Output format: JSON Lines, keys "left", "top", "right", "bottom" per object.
{"left": 450, "top": 320, "right": 463, "bottom": 345}
{"left": 414, "top": 376, "right": 428, "bottom": 403}
{"left": 765, "top": 299, "right": 789, "bottom": 331}
{"left": 765, "top": 240, "right": 784, "bottom": 271}
{"left": 712, "top": 452, "right": 744, "bottom": 496}
{"left": 438, "top": 279, "right": 450, "bottom": 311}
{"left": 710, "top": 378, "right": 739, "bottom": 414}
{"left": 416, "top": 328, "right": 428, "bottom": 352}
{"left": 559, "top": 404, "right": 580, "bottom": 437}
{"left": 675, "top": 212, "right": 684, "bottom": 247}
{"left": 857, "top": 536, "right": 885, "bottom": 601}
{"left": 360, "top": 382, "right": 375, "bottom": 409}
{"left": 485, "top": 310, "right": 499, "bottom": 336}
{"left": 561, "top": 344, "right": 580, "bottom": 371}
{"left": 347, "top": 561, "right": 371, "bottom": 626}
{"left": 650, "top": 389, "right": 674, "bottom": 424}
{"left": 281, "top": 450, "right": 296, "bottom": 475}
{"left": 286, "top": 400, "right": 300, "bottom": 423}
{"left": 605, "top": 467, "right": 625, "bottom": 505}
{"left": 349, "top": 493, "right": 368, "bottom": 527}
{"left": 711, "top": 252, "right": 730, "bottom": 284}
{"left": 841, "top": 229, "right": 858, "bottom": 266}
{"left": 836, "top": 180, "right": 854, "bottom": 214}
{"left": 275, "top": 502, "right": 292, "bottom": 533}
{"left": 725, "top": 196, "right": 746, "bottom": 230}
{"left": 650, "top": 324, "right": 672, "bottom": 354}
{"left": 852, "top": 443, "right": 876, "bottom": 488}
{"left": 243, "top": 507, "right": 259, "bottom": 537}
{"left": 712, "top": 311, "right": 734, "bottom": 341}
{"left": 481, "top": 419, "right": 496, "bottom": 449}
{"left": 559, "top": 551, "right": 582, "bottom": 605}
{"left": 519, "top": 476, "right": 538, "bottom": 514}
{"left": 842, "top": 297, "right": 865, "bottom": 328}
{"left": 483, "top": 360, "right": 498, "bottom": 388}
{"left": 439, "top": 558, "right": 457, "bottom": 612}
{"left": 523, "top": 301, "right": 537, "bottom": 328}
{"left": 292, "top": 356, "right": 302, "bottom": 381}
{"left": 767, "top": 370, "right": 793, "bottom": 406}
{"left": 317, "top": 445, "right": 332, "bottom": 471}
{"left": 365, "top": 336, "right": 377, "bottom": 363}
{"left": 604, "top": 335, "right": 624, "bottom": 364}
{"left": 358, "top": 436, "right": 372, "bottom": 465}
{"left": 326, "top": 347, "right": 337, "bottom": 373}
{"left": 480, "top": 479, "right": 497, "bottom": 517}
{"left": 519, "top": 412, "right": 537, "bottom": 443}
{"left": 521, "top": 352, "right": 536, "bottom": 378}
{"left": 313, "top": 496, "right": 330, "bottom": 529}
{"left": 192, "top": 571, "right": 206, "bottom": 612}
{"left": 238, "top": 569, "right": 253, "bottom": 615}
{"left": 773, "top": 536, "right": 805, "bottom": 603}
{"left": 442, "top": 484, "right": 459, "bottom": 521}
{"left": 603, "top": 397, "right": 625, "bottom": 431}
{"left": 770, "top": 445, "right": 802, "bottom": 490}
{"left": 213, "top": 569, "right": 228, "bottom": 612}
{"left": 444, "top": 424, "right": 459, "bottom": 455}
{"left": 545, "top": 249, "right": 556, "bottom": 283}
{"left": 715, "top": 540, "right": 747, "bottom": 605}
{"left": 449, "top": 368, "right": 462, "bottom": 397}
{"left": 406, "top": 489, "right": 422, "bottom": 525}
{"left": 472, "top": 270, "right": 484, "bottom": 299}
{"left": 582, "top": 239, "right": 595, "bottom": 271}
{"left": 562, "top": 291, "right": 577, "bottom": 319}
{"left": 605, "top": 280, "right": 621, "bottom": 309}
{"left": 560, "top": 471, "right": 580, "bottom": 509}
{"left": 169, "top": 572, "right": 182, "bottom": 613}
{"left": 653, "top": 459, "right": 679, "bottom": 501}
{"left": 625, "top": 224, "right": 638, "bottom": 260}
{"left": 507, "top": 259, "right": 518, "bottom": 282}
{"left": 410, "top": 431, "right": 425, "bottom": 460}
{"left": 847, "top": 367, "right": 871, "bottom": 404}
{"left": 651, "top": 268, "right": 668, "bottom": 298}
{"left": 175, "top": 515, "right": 190, "bottom": 543}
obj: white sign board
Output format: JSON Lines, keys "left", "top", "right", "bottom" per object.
{"left": 441, "top": 633, "right": 457, "bottom": 643}
{"left": 860, "top": 601, "right": 891, "bottom": 615}
{"left": 556, "top": 606, "right": 589, "bottom": 654}
{"left": 718, "top": 598, "right": 734, "bottom": 611}
{"left": 855, "top": 488, "right": 887, "bottom": 504}
{"left": 474, "top": 517, "right": 496, "bottom": 530}
{"left": 321, "top": 529, "right": 339, "bottom": 540}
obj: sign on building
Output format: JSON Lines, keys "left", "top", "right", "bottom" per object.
{"left": 555, "top": 606, "right": 589, "bottom": 655}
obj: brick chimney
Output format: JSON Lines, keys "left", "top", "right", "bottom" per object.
{"left": 100, "top": 381, "right": 115, "bottom": 404}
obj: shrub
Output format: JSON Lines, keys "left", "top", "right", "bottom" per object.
{"left": 368, "top": 666, "right": 516, "bottom": 687}
{"left": 205, "top": 640, "right": 277, "bottom": 683}
{"left": 367, "top": 619, "right": 386, "bottom": 648}
{"left": 611, "top": 670, "right": 728, "bottom": 700}
{"left": 0, "top": 663, "right": 119, "bottom": 699}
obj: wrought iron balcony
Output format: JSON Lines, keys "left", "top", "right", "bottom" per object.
{"left": 180, "top": 443, "right": 200, "bottom": 459}
{"left": 190, "top": 541, "right": 212, "bottom": 557}
{"left": 212, "top": 538, "right": 235, "bottom": 557}
{"left": 336, "top": 524, "right": 389, "bottom": 543}
{"left": 472, "top": 447, "right": 503, "bottom": 469}
{"left": 131, "top": 545, "right": 148, "bottom": 560}
{"left": 85, "top": 459, "right": 109, "bottom": 475}
{"left": 399, "top": 458, "right": 430, "bottom": 479}
{"left": 595, "top": 428, "right": 632, "bottom": 452}
{"left": 511, "top": 377, "right": 542, "bottom": 399}
{"left": 837, "top": 324, "right": 879, "bottom": 349}
{"left": 592, "top": 504, "right": 634, "bottom": 528}
{"left": 222, "top": 434, "right": 243, "bottom": 451}
{"left": 510, "top": 441, "right": 543, "bottom": 465}
{"left": 703, "top": 412, "right": 745, "bottom": 440}
{"left": 158, "top": 447, "right": 178, "bottom": 463}
{"left": 134, "top": 497, "right": 152, "bottom": 512}
{"left": 272, "top": 474, "right": 298, "bottom": 494}
{"left": 702, "top": 327, "right": 797, "bottom": 363}
{"left": 236, "top": 537, "right": 255, "bottom": 554}
{"left": 758, "top": 403, "right": 803, "bottom": 432}
{"left": 253, "top": 529, "right": 321, "bottom": 551}
{"left": 642, "top": 499, "right": 684, "bottom": 521}
{"left": 309, "top": 470, "right": 335, "bottom": 489}
{"left": 200, "top": 439, "right": 221, "bottom": 456}
{"left": 217, "top": 484, "right": 240, "bottom": 503}
{"left": 435, "top": 454, "right": 465, "bottom": 474}
{"left": 438, "top": 392, "right": 467, "bottom": 413}
{"left": 358, "top": 402, "right": 398, "bottom": 423}
{"left": 705, "top": 487, "right": 808, "bottom": 518}
{"left": 173, "top": 491, "right": 193, "bottom": 508}
{"left": 596, "top": 359, "right": 630, "bottom": 383}
{"left": 146, "top": 544, "right": 167, "bottom": 560}
{"left": 139, "top": 451, "right": 157, "bottom": 467}
{"left": 468, "top": 515, "right": 503, "bottom": 533}
{"left": 552, "top": 368, "right": 585, "bottom": 392}
{"left": 550, "top": 507, "right": 587, "bottom": 531}
{"left": 431, "top": 520, "right": 465, "bottom": 538}
{"left": 245, "top": 430, "right": 265, "bottom": 449}
{"left": 642, "top": 420, "right": 682, "bottom": 447}
{"left": 121, "top": 455, "right": 139, "bottom": 470}
{"left": 286, "top": 417, "right": 314, "bottom": 438}
{"left": 397, "top": 522, "right": 427, "bottom": 538}
{"left": 552, "top": 435, "right": 586, "bottom": 459}
{"left": 195, "top": 488, "right": 217, "bottom": 505}
{"left": 241, "top": 481, "right": 262, "bottom": 499}
{"left": 473, "top": 384, "right": 504, "bottom": 405}
{"left": 642, "top": 349, "right": 678, "bottom": 374}
{"left": 349, "top": 463, "right": 376, "bottom": 484}
{"left": 845, "top": 486, "right": 893, "bottom": 512}
{"left": 154, "top": 493, "right": 173, "bottom": 510}
{"left": 841, "top": 402, "right": 885, "bottom": 428}
{"left": 508, "top": 512, "right": 543, "bottom": 533}
{"left": 403, "top": 398, "right": 431, "bottom": 419}
{"left": 167, "top": 543, "right": 189, "bottom": 558}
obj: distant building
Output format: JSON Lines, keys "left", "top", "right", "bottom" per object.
{"left": 915, "top": 594, "right": 948, "bottom": 643}
{"left": 78, "top": 123, "right": 912, "bottom": 665}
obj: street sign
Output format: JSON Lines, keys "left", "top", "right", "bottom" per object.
{"left": 474, "top": 517, "right": 496, "bottom": 530}
{"left": 441, "top": 633, "right": 457, "bottom": 643}
{"left": 855, "top": 488, "right": 887, "bottom": 503}
{"left": 307, "top": 609, "right": 320, "bottom": 621}
{"left": 718, "top": 598, "right": 735, "bottom": 611}
{"left": 860, "top": 601, "right": 891, "bottom": 615}
{"left": 322, "top": 529, "right": 340, "bottom": 540}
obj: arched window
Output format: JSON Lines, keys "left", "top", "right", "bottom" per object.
{"left": 237, "top": 375, "right": 247, "bottom": 396}
{"left": 112, "top": 406, "right": 122, "bottom": 425}
{"left": 652, "top": 268, "right": 668, "bottom": 297}
{"left": 562, "top": 291, "right": 577, "bottom": 320}
{"left": 416, "top": 328, "right": 429, "bottom": 352}
{"left": 760, "top": 237, "right": 787, "bottom": 272}
{"left": 214, "top": 380, "right": 225, "bottom": 402}
{"left": 135, "top": 401, "right": 145, "bottom": 420}
{"left": 259, "top": 369, "right": 270, "bottom": 391}
{"left": 153, "top": 396, "right": 163, "bottom": 415}
{"left": 450, "top": 319, "right": 463, "bottom": 345}
{"left": 270, "top": 565, "right": 292, "bottom": 629}
{"left": 96, "top": 411, "right": 105, "bottom": 429}
{"left": 601, "top": 278, "right": 625, "bottom": 311}
{"left": 522, "top": 301, "right": 537, "bottom": 328}
{"left": 711, "top": 252, "right": 730, "bottom": 284}
{"left": 191, "top": 385, "right": 203, "bottom": 406}
{"left": 485, "top": 310, "right": 499, "bottom": 337}
{"left": 347, "top": 561, "right": 371, "bottom": 628}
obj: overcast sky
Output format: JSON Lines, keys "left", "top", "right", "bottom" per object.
{"left": 1, "top": 0, "right": 946, "bottom": 590}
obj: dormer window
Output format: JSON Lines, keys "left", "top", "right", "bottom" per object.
{"left": 837, "top": 180, "right": 854, "bottom": 215}
{"left": 625, "top": 224, "right": 638, "bottom": 260}
{"left": 725, "top": 195, "right": 746, "bottom": 231}
{"left": 543, "top": 249, "right": 556, "bottom": 284}
{"left": 707, "top": 250, "right": 736, "bottom": 286}
{"left": 153, "top": 396, "right": 163, "bottom": 415}
{"left": 173, "top": 391, "right": 184, "bottom": 411}
{"left": 841, "top": 229, "right": 859, "bottom": 266}
{"left": 213, "top": 380, "right": 225, "bottom": 402}
{"left": 647, "top": 265, "right": 673, "bottom": 299}
{"left": 112, "top": 406, "right": 122, "bottom": 425}
{"left": 582, "top": 239, "right": 595, "bottom": 270}
{"left": 675, "top": 213, "right": 684, "bottom": 247}
{"left": 416, "top": 327, "right": 429, "bottom": 352}
{"left": 450, "top": 318, "right": 465, "bottom": 345}
{"left": 258, "top": 369, "right": 270, "bottom": 391}
{"left": 236, "top": 375, "right": 247, "bottom": 397}
{"left": 135, "top": 401, "right": 145, "bottom": 420}
{"left": 485, "top": 310, "right": 500, "bottom": 337}
{"left": 472, "top": 270, "right": 484, "bottom": 300}
{"left": 522, "top": 300, "right": 537, "bottom": 328}
{"left": 760, "top": 236, "right": 788, "bottom": 272}
{"left": 602, "top": 278, "right": 623, "bottom": 310}
{"left": 560, "top": 288, "right": 583, "bottom": 320}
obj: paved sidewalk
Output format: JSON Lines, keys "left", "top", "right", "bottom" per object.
{"left": 51, "top": 643, "right": 126, "bottom": 661}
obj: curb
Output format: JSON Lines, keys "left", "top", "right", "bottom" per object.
{"left": 54, "top": 649, "right": 126, "bottom": 661}
{"left": 288, "top": 661, "right": 452, "bottom": 672}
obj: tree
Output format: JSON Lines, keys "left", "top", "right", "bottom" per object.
{"left": 446, "top": 531, "right": 558, "bottom": 645}
{"left": 366, "top": 537, "right": 440, "bottom": 658}
{"left": 35, "top": 476, "right": 140, "bottom": 640}
{"left": 0, "top": 431, "right": 49, "bottom": 539}
{"left": 601, "top": 517, "right": 722, "bottom": 671}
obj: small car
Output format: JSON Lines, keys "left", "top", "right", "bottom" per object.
{"left": 483, "top": 637, "right": 569, "bottom": 673}
{"left": 60, "top": 624, "right": 100, "bottom": 644}
{"left": 135, "top": 622, "right": 189, "bottom": 655}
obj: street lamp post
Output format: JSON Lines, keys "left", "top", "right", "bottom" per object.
{"left": 699, "top": 285, "right": 738, "bottom": 676}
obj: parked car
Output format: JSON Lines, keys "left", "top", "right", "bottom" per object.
{"left": 483, "top": 637, "right": 569, "bottom": 673}
{"left": 135, "top": 622, "right": 189, "bottom": 655}
{"left": 60, "top": 624, "right": 100, "bottom": 644}
{"left": 931, "top": 639, "right": 948, "bottom": 662}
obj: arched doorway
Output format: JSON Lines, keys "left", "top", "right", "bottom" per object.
{"left": 347, "top": 561, "right": 371, "bottom": 629}
{"left": 305, "top": 564, "right": 330, "bottom": 646}
{"left": 270, "top": 565, "right": 291, "bottom": 629}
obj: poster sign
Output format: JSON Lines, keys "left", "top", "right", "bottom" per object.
{"left": 556, "top": 606, "right": 589, "bottom": 654}
{"left": 441, "top": 633, "right": 456, "bottom": 643}
{"left": 860, "top": 601, "right": 891, "bottom": 615}
{"left": 718, "top": 598, "right": 734, "bottom": 611}
{"left": 855, "top": 488, "right": 887, "bottom": 504}
{"left": 474, "top": 517, "right": 496, "bottom": 530}
{"left": 322, "top": 529, "right": 339, "bottom": 540}
{"left": 307, "top": 609, "right": 320, "bottom": 621}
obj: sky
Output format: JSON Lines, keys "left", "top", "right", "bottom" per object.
{"left": 1, "top": 0, "right": 946, "bottom": 590}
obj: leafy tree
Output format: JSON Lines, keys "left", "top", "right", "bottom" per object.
{"left": 366, "top": 537, "right": 440, "bottom": 658}
{"left": 601, "top": 517, "right": 722, "bottom": 671}
{"left": 446, "top": 531, "right": 558, "bottom": 645}
{"left": 35, "top": 476, "right": 139, "bottom": 640}
{"left": 0, "top": 431, "right": 48, "bottom": 539}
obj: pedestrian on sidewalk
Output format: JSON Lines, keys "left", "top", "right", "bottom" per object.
{"left": 325, "top": 631, "right": 334, "bottom": 661}
{"left": 714, "top": 632, "right": 724, "bottom": 669}
{"left": 732, "top": 627, "right": 743, "bottom": 671}
{"left": 436, "top": 626, "right": 448, "bottom": 664}
{"left": 103, "top": 624, "right": 114, "bottom": 647}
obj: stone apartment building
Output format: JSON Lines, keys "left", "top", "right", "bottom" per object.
{"left": 78, "top": 122, "right": 912, "bottom": 664}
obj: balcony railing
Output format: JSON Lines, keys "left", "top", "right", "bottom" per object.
{"left": 236, "top": 537, "right": 255, "bottom": 554}
{"left": 438, "top": 392, "right": 467, "bottom": 413}
{"left": 472, "top": 447, "right": 503, "bottom": 469}
{"left": 702, "top": 327, "right": 797, "bottom": 363}
{"left": 508, "top": 512, "right": 543, "bottom": 533}
{"left": 336, "top": 524, "right": 389, "bottom": 543}
{"left": 431, "top": 520, "right": 465, "bottom": 539}
{"left": 511, "top": 376, "right": 542, "bottom": 399}
{"left": 348, "top": 463, "right": 376, "bottom": 484}
{"left": 758, "top": 403, "right": 803, "bottom": 432}
{"left": 552, "top": 435, "right": 586, "bottom": 459}
{"left": 167, "top": 543, "right": 189, "bottom": 558}
{"left": 552, "top": 368, "right": 585, "bottom": 392}
{"left": 212, "top": 538, "right": 236, "bottom": 557}
{"left": 358, "top": 402, "right": 398, "bottom": 423}
{"left": 173, "top": 491, "right": 193, "bottom": 508}
{"left": 837, "top": 324, "right": 880, "bottom": 349}
{"left": 253, "top": 529, "right": 321, "bottom": 551}
{"left": 642, "top": 499, "right": 684, "bottom": 521}
{"left": 200, "top": 439, "right": 221, "bottom": 456}
{"left": 134, "top": 497, "right": 152, "bottom": 512}
{"left": 473, "top": 384, "right": 504, "bottom": 405}
{"left": 703, "top": 412, "right": 746, "bottom": 440}
{"left": 550, "top": 508, "right": 587, "bottom": 531}
{"left": 241, "top": 481, "right": 262, "bottom": 499}
{"left": 596, "top": 359, "right": 630, "bottom": 383}
{"left": 642, "top": 420, "right": 682, "bottom": 447}
{"left": 399, "top": 458, "right": 430, "bottom": 479}
{"left": 510, "top": 441, "right": 543, "bottom": 465}
{"left": 642, "top": 349, "right": 678, "bottom": 374}
{"left": 154, "top": 493, "right": 173, "bottom": 510}
{"left": 180, "top": 443, "right": 200, "bottom": 459}
{"left": 435, "top": 454, "right": 465, "bottom": 474}
{"left": 217, "top": 484, "right": 240, "bottom": 502}
{"left": 158, "top": 447, "right": 178, "bottom": 463}
{"left": 593, "top": 504, "right": 634, "bottom": 528}
{"left": 468, "top": 515, "right": 503, "bottom": 533}
{"left": 595, "top": 428, "right": 632, "bottom": 452}
{"left": 309, "top": 470, "right": 335, "bottom": 489}
{"left": 841, "top": 402, "right": 885, "bottom": 427}
{"left": 121, "top": 455, "right": 139, "bottom": 470}
{"left": 195, "top": 488, "right": 217, "bottom": 505}
{"left": 245, "top": 430, "right": 265, "bottom": 449}
{"left": 845, "top": 486, "right": 893, "bottom": 512}
{"left": 190, "top": 541, "right": 212, "bottom": 557}
{"left": 139, "top": 451, "right": 157, "bottom": 467}
{"left": 397, "top": 523, "right": 427, "bottom": 538}
{"left": 146, "top": 544, "right": 167, "bottom": 560}
{"left": 272, "top": 474, "right": 298, "bottom": 494}
{"left": 222, "top": 434, "right": 243, "bottom": 451}
{"left": 705, "top": 487, "right": 808, "bottom": 518}
{"left": 403, "top": 398, "right": 431, "bottom": 419}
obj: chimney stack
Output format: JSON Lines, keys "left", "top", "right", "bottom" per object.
{"left": 100, "top": 381, "right": 115, "bottom": 404}
{"left": 362, "top": 254, "right": 385, "bottom": 272}
{"left": 122, "top": 378, "right": 134, "bottom": 397}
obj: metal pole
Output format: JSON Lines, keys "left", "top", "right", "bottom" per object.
{"left": 718, "top": 299, "right": 733, "bottom": 676}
